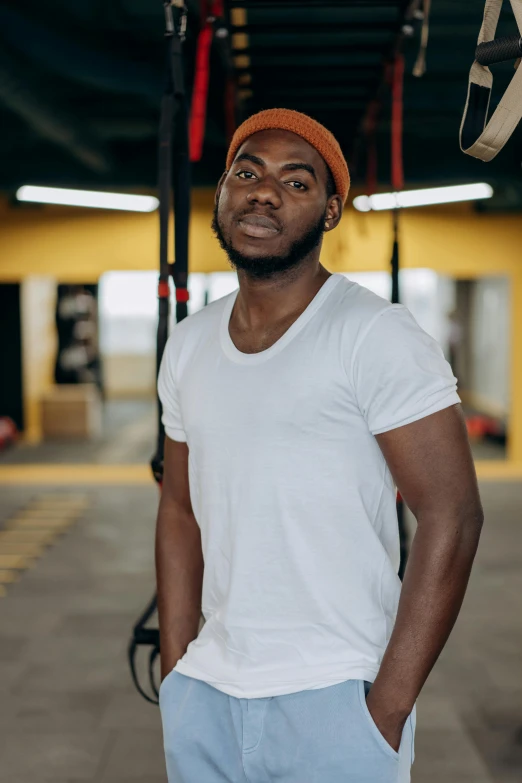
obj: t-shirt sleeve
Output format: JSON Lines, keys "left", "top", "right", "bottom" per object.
{"left": 157, "top": 333, "right": 187, "bottom": 443}
{"left": 352, "top": 304, "right": 461, "bottom": 435}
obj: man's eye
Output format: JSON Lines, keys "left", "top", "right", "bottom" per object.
{"left": 236, "top": 170, "right": 256, "bottom": 179}
{"left": 287, "top": 181, "right": 307, "bottom": 190}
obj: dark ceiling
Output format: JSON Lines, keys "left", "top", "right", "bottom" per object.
{"left": 0, "top": 0, "right": 521, "bottom": 202}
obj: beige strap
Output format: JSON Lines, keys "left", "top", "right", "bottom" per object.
{"left": 413, "top": 0, "right": 432, "bottom": 78}
{"left": 460, "top": 0, "right": 522, "bottom": 161}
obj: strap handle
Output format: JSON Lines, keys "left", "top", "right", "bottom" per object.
{"left": 460, "top": 0, "right": 522, "bottom": 161}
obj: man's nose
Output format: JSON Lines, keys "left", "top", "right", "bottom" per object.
{"left": 246, "top": 176, "right": 282, "bottom": 209}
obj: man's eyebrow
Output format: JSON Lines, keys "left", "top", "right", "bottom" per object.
{"left": 281, "top": 162, "right": 317, "bottom": 180}
{"left": 234, "top": 152, "right": 265, "bottom": 167}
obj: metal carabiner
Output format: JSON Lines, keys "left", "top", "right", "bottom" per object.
{"left": 163, "top": 1, "right": 174, "bottom": 36}
{"left": 164, "top": 0, "right": 187, "bottom": 41}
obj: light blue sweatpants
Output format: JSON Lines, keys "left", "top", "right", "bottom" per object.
{"left": 160, "top": 670, "right": 416, "bottom": 782}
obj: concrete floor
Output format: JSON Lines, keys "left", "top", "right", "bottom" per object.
{"left": 0, "top": 479, "right": 520, "bottom": 783}
{"left": 0, "top": 401, "right": 156, "bottom": 465}
{"left": 0, "top": 401, "right": 519, "bottom": 782}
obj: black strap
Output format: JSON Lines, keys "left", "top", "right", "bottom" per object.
{"left": 172, "top": 83, "right": 191, "bottom": 323}
{"left": 129, "top": 2, "right": 190, "bottom": 707}
{"left": 127, "top": 594, "right": 161, "bottom": 704}
{"left": 152, "top": 1, "right": 190, "bottom": 483}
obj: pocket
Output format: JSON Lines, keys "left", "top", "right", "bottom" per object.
{"left": 357, "top": 679, "right": 400, "bottom": 760}
{"left": 159, "top": 667, "right": 178, "bottom": 700}
{"left": 409, "top": 703, "right": 417, "bottom": 763}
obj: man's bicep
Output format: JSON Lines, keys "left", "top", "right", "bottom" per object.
{"left": 161, "top": 436, "right": 193, "bottom": 514}
{"left": 375, "top": 404, "right": 481, "bottom": 520}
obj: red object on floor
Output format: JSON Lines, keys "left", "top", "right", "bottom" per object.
{"left": 0, "top": 417, "right": 18, "bottom": 449}
{"left": 465, "top": 414, "right": 504, "bottom": 439}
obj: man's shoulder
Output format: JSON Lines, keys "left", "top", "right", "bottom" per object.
{"left": 172, "top": 290, "right": 234, "bottom": 338}
{"left": 163, "top": 290, "right": 234, "bottom": 365}
{"left": 331, "top": 276, "right": 395, "bottom": 329}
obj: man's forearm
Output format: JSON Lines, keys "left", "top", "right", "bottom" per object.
{"left": 155, "top": 498, "right": 204, "bottom": 680}
{"left": 370, "top": 508, "right": 483, "bottom": 720}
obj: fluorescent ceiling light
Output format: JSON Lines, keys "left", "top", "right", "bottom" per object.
{"left": 16, "top": 185, "right": 159, "bottom": 212}
{"left": 353, "top": 183, "right": 493, "bottom": 212}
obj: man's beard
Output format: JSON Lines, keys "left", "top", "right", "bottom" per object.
{"left": 211, "top": 205, "right": 325, "bottom": 281}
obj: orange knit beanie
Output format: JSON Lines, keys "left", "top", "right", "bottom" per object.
{"left": 226, "top": 109, "right": 350, "bottom": 204}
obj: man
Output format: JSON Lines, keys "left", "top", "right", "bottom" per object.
{"left": 156, "top": 109, "right": 483, "bottom": 783}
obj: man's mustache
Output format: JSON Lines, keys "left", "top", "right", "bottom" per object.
{"left": 233, "top": 208, "right": 283, "bottom": 233}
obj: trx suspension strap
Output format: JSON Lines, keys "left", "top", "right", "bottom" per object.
{"left": 129, "top": 0, "right": 190, "bottom": 706}
{"left": 388, "top": 53, "right": 409, "bottom": 581}
{"left": 390, "top": 53, "right": 405, "bottom": 307}
{"left": 189, "top": 0, "right": 231, "bottom": 162}
{"left": 153, "top": 0, "right": 190, "bottom": 484}
{"left": 460, "top": 0, "right": 522, "bottom": 161}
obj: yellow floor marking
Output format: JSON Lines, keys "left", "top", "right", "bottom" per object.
{"left": 30, "top": 498, "right": 88, "bottom": 511}
{"left": 12, "top": 509, "right": 78, "bottom": 520}
{"left": 6, "top": 517, "right": 73, "bottom": 531}
{"left": 0, "top": 464, "right": 151, "bottom": 485}
{"left": 0, "top": 553, "right": 34, "bottom": 569}
{"left": 0, "top": 569, "right": 19, "bottom": 584}
{"left": 12, "top": 514, "right": 78, "bottom": 527}
{"left": 32, "top": 494, "right": 89, "bottom": 504}
{"left": 0, "top": 492, "right": 89, "bottom": 598}
{"left": 28, "top": 504, "right": 87, "bottom": 516}
{"left": 24, "top": 503, "right": 81, "bottom": 512}
{"left": 0, "top": 542, "right": 45, "bottom": 556}
{"left": 0, "top": 529, "right": 57, "bottom": 544}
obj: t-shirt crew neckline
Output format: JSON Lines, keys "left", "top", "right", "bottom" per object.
{"left": 220, "top": 273, "right": 344, "bottom": 365}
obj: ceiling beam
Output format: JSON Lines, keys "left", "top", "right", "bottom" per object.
{"left": 230, "top": 1, "right": 401, "bottom": 7}
{"left": 0, "top": 51, "right": 111, "bottom": 174}
{"left": 231, "top": 22, "right": 398, "bottom": 33}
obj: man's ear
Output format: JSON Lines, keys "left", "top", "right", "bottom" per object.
{"left": 215, "top": 171, "right": 227, "bottom": 205}
{"left": 324, "top": 195, "right": 343, "bottom": 231}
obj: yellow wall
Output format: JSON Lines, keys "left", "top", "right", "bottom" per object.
{"left": 509, "top": 273, "right": 522, "bottom": 462}
{"left": 0, "top": 192, "right": 521, "bottom": 280}
{"left": 2, "top": 192, "right": 522, "bottom": 458}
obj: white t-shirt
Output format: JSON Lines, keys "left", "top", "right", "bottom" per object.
{"left": 158, "top": 273, "right": 460, "bottom": 699}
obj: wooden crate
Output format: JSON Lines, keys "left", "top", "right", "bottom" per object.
{"left": 41, "top": 384, "right": 102, "bottom": 439}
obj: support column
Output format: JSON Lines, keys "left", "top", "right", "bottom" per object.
{"left": 508, "top": 271, "right": 522, "bottom": 462}
{"left": 21, "top": 276, "right": 57, "bottom": 443}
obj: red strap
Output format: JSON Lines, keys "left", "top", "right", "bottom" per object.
{"left": 189, "top": 25, "right": 213, "bottom": 161}
{"left": 189, "top": 0, "right": 213, "bottom": 162}
{"left": 364, "top": 99, "right": 380, "bottom": 195}
{"left": 175, "top": 287, "right": 190, "bottom": 303}
{"left": 391, "top": 54, "right": 405, "bottom": 192}
{"left": 189, "top": 1, "right": 227, "bottom": 161}
{"left": 225, "top": 76, "right": 237, "bottom": 144}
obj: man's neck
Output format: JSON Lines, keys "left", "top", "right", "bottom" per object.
{"left": 234, "top": 262, "right": 331, "bottom": 331}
